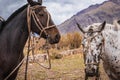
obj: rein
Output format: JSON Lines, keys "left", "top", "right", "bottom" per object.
{"left": 31, "top": 35, "right": 51, "bottom": 69}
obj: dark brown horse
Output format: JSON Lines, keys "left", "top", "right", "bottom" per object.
{"left": 0, "top": 0, "right": 60, "bottom": 80}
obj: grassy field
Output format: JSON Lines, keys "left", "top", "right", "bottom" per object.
{"left": 16, "top": 54, "right": 109, "bottom": 80}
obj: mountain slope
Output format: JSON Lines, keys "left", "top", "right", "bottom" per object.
{"left": 58, "top": 0, "right": 120, "bottom": 34}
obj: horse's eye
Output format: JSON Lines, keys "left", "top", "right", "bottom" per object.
{"left": 39, "top": 14, "right": 44, "bottom": 16}
{"left": 81, "top": 41, "right": 85, "bottom": 47}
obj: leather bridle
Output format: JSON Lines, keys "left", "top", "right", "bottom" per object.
{"left": 25, "top": 4, "right": 54, "bottom": 80}
{"left": 27, "top": 5, "right": 56, "bottom": 37}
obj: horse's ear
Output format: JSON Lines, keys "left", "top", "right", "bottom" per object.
{"left": 99, "top": 21, "right": 106, "bottom": 32}
{"left": 76, "top": 23, "right": 86, "bottom": 34}
{"left": 38, "top": 0, "right": 42, "bottom": 5}
{"left": 113, "top": 20, "right": 120, "bottom": 31}
{"left": 74, "top": 17, "right": 86, "bottom": 34}
{"left": 27, "top": 0, "right": 42, "bottom": 6}
{"left": 118, "top": 20, "right": 120, "bottom": 24}
{"left": 27, "top": 0, "right": 34, "bottom": 5}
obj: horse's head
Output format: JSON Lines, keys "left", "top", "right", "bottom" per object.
{"left": 76, "top": 22, "right": 106, "bottom": 76}
{"left": 27, "top": 0, "right": 60, "bottom": 44}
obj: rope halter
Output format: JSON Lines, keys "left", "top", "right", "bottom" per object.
{"left": 83, "top": 32, "right": 104, "bottom": 66}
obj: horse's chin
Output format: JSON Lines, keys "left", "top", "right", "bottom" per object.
{"left": 85, "top": 68, "right": 98, "bottom": 77}
{"left": 48, "top": 37, "right": 60, "bottom": 44}
{"left": 48, "top": 40, "right": 59, "bottom": 44}
{"left": 86, "top": 72, "right": 97, "bottom": 77}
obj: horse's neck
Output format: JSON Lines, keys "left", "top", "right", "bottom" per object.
{"left": 102, "top": 30, "right": 120, "bottom": 59}
{"left": 0, "top": 8, "right": 29, "bottom": 53}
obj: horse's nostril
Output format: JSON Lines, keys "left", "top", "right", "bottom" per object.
{"left": 48, "top": 34, "right": 60, "bottom": 44}
{"left": 92, "top": 68, "right": 96, "bottom": 72}
{"left": 55, "top": 34, "right": 60, "bottom": 40}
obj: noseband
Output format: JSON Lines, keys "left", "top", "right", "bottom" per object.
{"left": 27, "top": 5, "right": 56, "bottom": 37}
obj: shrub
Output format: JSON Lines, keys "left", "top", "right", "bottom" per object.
{"left": 58, "top": 32, "right": 82, "bottom": 49}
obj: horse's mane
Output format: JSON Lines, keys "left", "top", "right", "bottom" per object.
{"left": 5, "top": 4, "right": 28, "bottom": 25}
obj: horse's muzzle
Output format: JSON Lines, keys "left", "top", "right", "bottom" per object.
{"left": 85, "top": 68, "right": 98, "bottom": 77}
{"left": 48, "top": 33, "right": 61, "bottom": 44}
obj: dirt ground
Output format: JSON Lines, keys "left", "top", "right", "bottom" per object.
{"left": 16, "top": 54, "right": 109, "bottom": 80}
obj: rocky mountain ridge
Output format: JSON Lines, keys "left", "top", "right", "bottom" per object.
{"left": 58, "top": 0, "right": 120, "bottom": 34}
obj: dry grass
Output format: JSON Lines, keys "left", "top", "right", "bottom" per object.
{"left": 16, "top": 54, "right": 109, "bottom": 80}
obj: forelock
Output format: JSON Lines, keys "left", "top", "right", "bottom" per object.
{"left": 87, "top": 23, "right": 101, "bottom": 31}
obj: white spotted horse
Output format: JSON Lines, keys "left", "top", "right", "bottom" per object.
{"left": 0, "top": 0, "right": 60, "bottom": 80}
{"left": 76, "top": 20, "right": 120, "bottom": 80}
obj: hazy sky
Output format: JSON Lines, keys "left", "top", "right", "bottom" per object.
{"left": 0, "top": 0, "right": 107, "bottom": 25}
